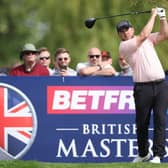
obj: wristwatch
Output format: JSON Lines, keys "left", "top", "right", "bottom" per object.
{"left": 97, "top": 64, "right": 102, "bottom": 70}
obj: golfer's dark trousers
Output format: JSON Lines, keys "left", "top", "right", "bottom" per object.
{"left": 133, "top": 79, "right": 168, "bottom": 158}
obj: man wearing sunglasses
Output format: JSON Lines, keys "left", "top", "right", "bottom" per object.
{"left": 76, "top": 47, "right": 118, "bottom": 76}
{"left": 9, "top": 43, "right": 49, "bottom": 76}
{"left": 38, "top": 47, "right": 53, "bottom": 75}
{"left": 52, "top": 48, "right": 77, "bottom": 76}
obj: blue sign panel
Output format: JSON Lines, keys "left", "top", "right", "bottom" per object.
{"left": 0, "top": 76, "right": 167, "bottom": 162}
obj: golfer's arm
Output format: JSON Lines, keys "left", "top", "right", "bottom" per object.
{"left": 136, "top": 9, "right": 157, "bottom": 45}
{"left": 158, "top": 19, "right": 168, "bottom": 41}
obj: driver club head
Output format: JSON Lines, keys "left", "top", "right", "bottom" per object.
{"left": 85, "top": 18, "right": 96, "bottom": 29}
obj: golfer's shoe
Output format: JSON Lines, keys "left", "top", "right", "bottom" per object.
{"left": 132, "top": 153, "right": 151, "bottom": 163}
{"left": 150, "top": 156, "right": 161, "bottom": 164}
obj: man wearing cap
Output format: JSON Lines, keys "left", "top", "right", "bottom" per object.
{"left": 101, "top": 50, "right": 112, "bottom": 63}
{"left": 116, "top": 8, "right": 168, "bottom": 163}
{"left": 101, "top": 50, "right": 119, "bottom": 75}
{"left": 10, "top": 43, "right": 49, "bottom": 76}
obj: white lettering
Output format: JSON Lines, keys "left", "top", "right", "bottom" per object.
{"left": 81, "top": 139, "right": 98, "bottom": 157}
{"left": 51, "top": 89, "right": 135, "bottom": 112}
{"left": 128, "top": 139, "right": 138, "bottom": 157}
{"left": 111, "top": 139, "right": 127, "bottom": 157}
{"left": 82, "top": 124, "right": 137, "bottom": 135}
{"left": 56, "top": 138, "right": 168, "bottom": 159}
{"left": 71, "top": 90, "right": 87, "bottom": 110}
{"left": 52, "top": 91, "right": 70, "bottom": 110}
{"left": 83, "top": 124, "right": 90, "bottom": 134}
{"left": 88, "top": 91, "right": 105, "bottom": 109}
{"left": 56, "top": 139, "right": 78, "bottom": 157}
{"left": 118, "top": 90, "right": 135, "bottom": 110}
{"left": 104, "top": 90, "right": 119, "bottom": 109}
{"left": 100, "top": 139, "right": 111, "bottom": 157}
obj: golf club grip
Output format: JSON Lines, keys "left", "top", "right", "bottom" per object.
{"left": 134, "top": 10, "right": 151, "bottom": 14}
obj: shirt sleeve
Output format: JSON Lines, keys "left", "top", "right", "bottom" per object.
{"left": 148, "top": 32, "right": 159, "bottom": 45}
{"left": 76, "top": 62, "right": 88, "bottom": 73}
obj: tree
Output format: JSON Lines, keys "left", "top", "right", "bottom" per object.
{"left": 1, "top": 0, "right": 168, "bottom": 71}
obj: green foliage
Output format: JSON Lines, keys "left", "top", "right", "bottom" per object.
{"left": 1, "top": 0, "right": 168, "bottom": 71}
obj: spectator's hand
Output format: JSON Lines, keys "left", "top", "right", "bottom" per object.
{"left": 157, "top": 7, "right": 166, "bottom": 19}
{"left": 59, "top": 69, "right": 68, "bottom": 76}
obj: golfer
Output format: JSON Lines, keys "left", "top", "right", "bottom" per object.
{"left": 116, "top": 7, "right": 168, "bottom": 163}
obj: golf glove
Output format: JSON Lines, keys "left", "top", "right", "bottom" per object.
{"left": 157, "top": 7, "right": 166, "bottom": 19}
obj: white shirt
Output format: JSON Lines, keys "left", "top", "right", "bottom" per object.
{"left": 119, "top": 33, "right": 165, "bottom": 82}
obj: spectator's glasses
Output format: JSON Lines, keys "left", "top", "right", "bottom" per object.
{"left": 24, "top": 51, "right": 37, "bottom": 55}
{"left": 40, "top": 57, "right": 50, "bottom": 60}
{"left": 89, "top": 55, "right": 100, "bottom": 59}
{"left": 58, "top": 57, "right": 68, "bottom": 61}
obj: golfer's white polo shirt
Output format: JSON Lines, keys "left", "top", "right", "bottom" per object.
{"left": 119, "top": 33, "right": 165, "bottom": 83}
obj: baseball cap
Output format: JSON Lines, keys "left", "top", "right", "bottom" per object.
{"left": 116, "top": 20, "right": 132, "bottom": 32}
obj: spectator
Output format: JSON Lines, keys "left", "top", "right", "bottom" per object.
{"left": 9, "top": 43, "right": 49, "bottom": 76}
{"left": 101, "top": 50, "right": 112, "bottom": 63}
{"left": 52, "top": 48, "right": 77, "bottom": 76}
{"left": 118, "top": 55, "right": 133, "bottom": 76}
{"left": 38, "top": 47, "right": 53, "bottom": 75}
{"left": 101, "top": 50, "right": 119, "bottom": 75}
{"left": 76, "top": 47, "right": 118, "bottom": 76}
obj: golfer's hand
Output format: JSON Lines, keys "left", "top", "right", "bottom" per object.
{"left": 151, "top": 8, "right": 157, "bottom": 17}
{"left": 157, "top": 7, "right": 166, "bottom": 19}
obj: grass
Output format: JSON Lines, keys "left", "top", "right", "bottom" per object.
{"left": 0, "top": 161, "right": 168, "bottom": 168}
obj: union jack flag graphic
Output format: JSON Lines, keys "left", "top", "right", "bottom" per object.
{"left": 0, "top": 83, "right": 37, "bottom": 160}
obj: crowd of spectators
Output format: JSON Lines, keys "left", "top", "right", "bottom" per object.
{"left": 0, "top": 43, "right": 133, "bottom": 77}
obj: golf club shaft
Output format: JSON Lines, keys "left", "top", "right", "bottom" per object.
{"left": 96, "top": 10, "right": 151, "bottom": 20}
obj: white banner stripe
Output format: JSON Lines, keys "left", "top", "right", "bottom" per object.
{"left": 56, "top": 128, "right": 79, "bottom": 131}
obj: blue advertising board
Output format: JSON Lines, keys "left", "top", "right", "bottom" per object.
{"left": 0, "top": 76, "right": 167, "bottom": 162}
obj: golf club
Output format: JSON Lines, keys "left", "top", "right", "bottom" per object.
{"left": 85, "top": 10, "right": 151, "bottom": 28}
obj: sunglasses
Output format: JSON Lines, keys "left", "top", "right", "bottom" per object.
{"left": 40, "top": 57, "right": 50, "bottom": 60}
{"left": 24, "top": 51, "right": 37, "bottom": 55}
{"left": 58, "top": 57, "right": 68, "bottom": 61}
{"left": 89, "top": 55, "right": 100, "bottom": 59}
